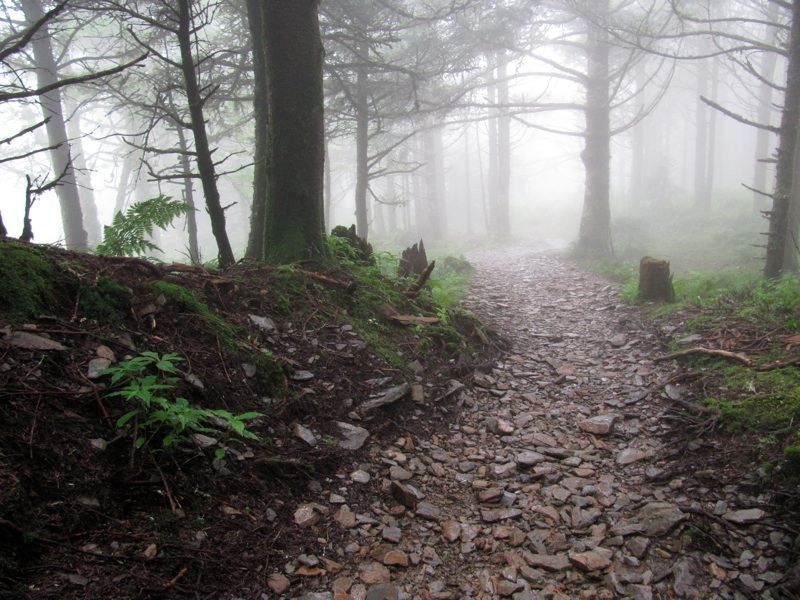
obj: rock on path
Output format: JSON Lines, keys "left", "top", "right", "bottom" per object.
{"left": 274, "top": 243, "right": 790, "bottom": 600}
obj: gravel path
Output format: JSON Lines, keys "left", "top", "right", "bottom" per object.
{"left": 279, "top": 243, "right": 792, "bottom": 600}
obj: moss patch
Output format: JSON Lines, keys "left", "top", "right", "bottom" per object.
{"left": 0, "top": 241, "right": 57, "bottom": 321}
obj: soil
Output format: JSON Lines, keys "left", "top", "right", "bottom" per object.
{"left": 1, "top": 238, "right": 799, "bottom": 600}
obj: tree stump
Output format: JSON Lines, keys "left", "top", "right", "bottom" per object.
{"left": 398, "top": 239, "right": 428, "bottom": 278}
{"left": 639, "top": 256, "right": 675, "bottom": 303}
{"left": 330, "top": 224, "right": 373, "bottom": 263}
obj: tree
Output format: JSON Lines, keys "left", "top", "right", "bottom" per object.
{"left": 251, "top": 0, "right": 326, "bottom": 262}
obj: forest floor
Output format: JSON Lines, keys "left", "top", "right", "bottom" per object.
{"left": 1, "top": 238, "right": 799, "bottom": 599}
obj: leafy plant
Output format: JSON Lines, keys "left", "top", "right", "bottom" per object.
{"left": 96, "top": 195, "right": 192, "bottom": 257}
{"left": 99, "top": 351, "right": 261, "bottom": 450}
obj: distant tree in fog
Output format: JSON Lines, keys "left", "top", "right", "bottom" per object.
{"left": 0, "top": 0, "right": 144, "bottom": 249}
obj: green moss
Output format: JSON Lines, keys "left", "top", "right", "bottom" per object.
{"left": 144, "top": 281, "right": 238, "bottom": 343}
{"left": 783, "top": 445, "right": 800, "bottom": 475}
{"left": 0, "top": 242, "right": 56, "bottom": 321}
{"left": 78, "top": 276, "right": 132, "bottom": 322}
{"left": 248, "top": 349, "right": 285, "bottom": 396}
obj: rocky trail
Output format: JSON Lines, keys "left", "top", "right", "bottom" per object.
{"left": 277, "top": 243, "right": 797, "bottom": 600}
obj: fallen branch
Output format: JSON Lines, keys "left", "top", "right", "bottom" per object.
{"left": 654, "top": 347, "right": 754, "bottom": 367}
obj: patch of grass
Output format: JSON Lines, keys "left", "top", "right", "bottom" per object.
{"left": 704, "top": 366, "right": 800, "bottom": 432}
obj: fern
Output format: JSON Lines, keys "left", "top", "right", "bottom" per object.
{"left": 96, "top": 196, "right": 192, "bottom": 257}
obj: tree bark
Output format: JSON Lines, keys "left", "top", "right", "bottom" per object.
{"left": 693, "top": 59, "right": 710, "bottom": 211}
{"left": 765, "top": 0, "right": 800, "bottom": 279}
{"left": 354, "top": 44, "right": 370, "bottom": 239}
{"left": 496, "top": 52, "right": 512, "bottom": 238}
{"left": 245, "top": 0, "right": 269, "bottom": 259}
{"left": 261, "top": 0, "right": 327, "bottom": 262}
{"left": 753, "top": 1, "right": 780, "bottom": 213}
{"left": 64, "top": 101, "right": 102, "bottom": 246}
{"left": 177, "top": 0, "right": 235, "bottom": 268}
{"left": 575, "top": 0, "right": 613, "bottom": 259}
{"left": 20, "top": 0, "right": 87, "bottom": 250}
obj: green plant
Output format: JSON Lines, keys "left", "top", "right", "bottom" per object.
{"left": 96, "top": 195, "right": 192, "bottom": 257}
{"left": 99, "top": 351, "right": 262, "bottom": 450}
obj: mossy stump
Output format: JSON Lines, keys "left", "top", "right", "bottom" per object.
{"left": 639, "top": 256, "right": 675, "bottom": 303}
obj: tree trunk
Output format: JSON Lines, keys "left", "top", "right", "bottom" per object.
{"left": 496, "top": 52, "right": 512, "bottom": 238}
{"left": 354, "top": 45, "right": 370, "bottom": 239}
{"left": 693, "top": 60, "right": 710, "bottom": 211}
{"left": 261, "top": 0, "right": 327, "bottom": 262}
{"left": 20, "top": 0, "right": 87, "bottom": 250}
{"left": 324, "top": 139, "right": 332, "bottom": 232}
{"left": 178, "top": 0, "right": 234, "bottom": 267}
{"left": 575, "top": 0, "right": 613, "bottom": 259}
{"left": 64, "top": 101, "right": 102, "bottom": 246}
{"left": 753, "top": 2, "right": 780, "bottom": 213}
{"left": 765, "top": 0, "right": 800, "bottom": 279}
{"left": 175, "top": 120, "right": 200, "bottom": 265}
{"left": 245, "top": 0, "right": 269, "bottom": 259}
{"left": 486, "top": 62, "right": 499, "bottom": 237}
{"left": 422, "top": 127, "right": 442, "bottom": 240}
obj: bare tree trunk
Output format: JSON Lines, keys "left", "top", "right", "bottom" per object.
{"left": 20, "top": 0, "right": 87, "bottom": 250}
{"left": 576, "top": 0, "right": 613, "bottom": 259}
{"left": 693, "top": 59, "right": 710, "bottom": 211}
{"left": 175, "top": 121, "right": 200, "bottom": 264}
{"left": 496, "top": 52, "right": 512, "bottom": 238}
{"left": 324, "top": 139, "right": 332, "bottom": 232}
{"left": 261, "top": 0, "right": 326, "bottom": 262}
{"left": 630, "top": 62, "right": 646, "bottom": 210}
{"left": 765, "top": 0, "right": 800, "bottom": 279}
{"left": 64, "top": 100, "right": 102, "bottom": 246}
{"left": 245, "top": 0, "right": 268, "bottom": 259}
{"left": 177, "top": 0, "right": 234, "bottom": 267}
{"left": 354, "top": 46, "right": 370, "bottom": 239}
{"left": 422, "top": 127, "right": 442, "bottom": 240}
{"left": 753, "top": 2, "right": 780, "bottom": 212}
{"left": 486, "top": 62, "right": 499, "bottom": 237}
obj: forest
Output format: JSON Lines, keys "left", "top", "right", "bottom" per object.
{"left": 0, "top": 0, "right": 795, "bottom": 277}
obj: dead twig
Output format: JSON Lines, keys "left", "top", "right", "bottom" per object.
{"left": 654, "top": 347, "right": 755, "bottom": 367}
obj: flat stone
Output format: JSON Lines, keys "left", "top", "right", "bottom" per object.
{"left": 415, "top": 502, "right": 441, "bottom": 521}
{"left": 365, "top": 583, "right": 399, "bottom": 600}
{"left": 516, "top": 451, "right": 546, "bottom": 467}
{"left": 617, "top": 448, "right": 649, "bottom": 465}
{"left": 359, "top": 562, "right": 391, "bottom": 585}
{"left": 381, "top": 526, "right": 402, "bottom": 543}
{"left": 525, "top": 554, "right": 570, "bottom": 571}
{"left": 389, "top": 466, "right": 413, "bottom": 481}
{"left": 382, "top": 550, "right": 409, "bottom": 567}
{"left": 6, "top": 331, "right": 66, "bottom": 351}
{"left": 351, "top": 470, "right": 371, "bottom": 483}
{"left": 391, "top": 480, "right": 423, "bottom": 509}
{"left": 569, "top": 551, "right": 612, "bottom": 572}
{"left": 249, "top": 314, "right": 277, "bottom": 332}
{"left": 579, "top": 415, "right": 616, "bottom": 435}
{"left": 294, "top": 503, "right": 328, "bottom": 528}
{"left": 495, "top": 579, "right": 523, "bottom": 596}
{"left": 635, "top": 502, "right": 685, "bottom": 536}
{"left": 481, "top": 508, "right": 522, "bottom": 522}
{"left": 722, "top": 508, "right": 766, "bottom": 524}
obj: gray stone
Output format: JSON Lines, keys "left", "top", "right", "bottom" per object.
{"left": 87, "top": 357, "right": 112, "bottom": 379}
{"left": 525, "top": 554, "right": 570, "bottom": 571}
{"left": 336, "top": 421, "right": 370, "bottom": 450}
{"left": 579, "top": 415, "right": 616, "bottom": 435}
{"left": 294, "top": 423, "right": 318, "bottom": 446}
{"left": 415, "top": 502, "right": 441, "bottom": 521}
{"left": 516, "top": 451, "right": 546, "bottom": 467}
{"left": 722, "top": 508, "right": 766, "bottom": 524}
{"left": 636, "top": 502, "right": 685, "bottom": 536}
{"left": 365, "top": 583, "right": 399, "bottom": 600}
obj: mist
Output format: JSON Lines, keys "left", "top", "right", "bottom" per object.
{"left": 0, "top": 0, "right": 787, "bottom": 275}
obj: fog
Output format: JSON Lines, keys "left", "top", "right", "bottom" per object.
{"left": 0, "top": 0, "right": 785, "bottom": 272}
